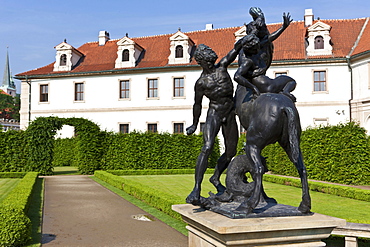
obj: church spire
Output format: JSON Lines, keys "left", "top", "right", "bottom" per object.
{"left": 1, "top": 48, "right": 16, "bottom": 96}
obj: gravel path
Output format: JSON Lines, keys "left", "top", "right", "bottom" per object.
{"left": 41, "top": 175, "right": 187, "bottom": 247}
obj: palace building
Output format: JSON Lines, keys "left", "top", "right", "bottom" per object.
{"left": 15, "top": 9, "right": 370, "bottom": 135}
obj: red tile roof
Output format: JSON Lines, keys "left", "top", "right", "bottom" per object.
{"left": 352, "top": 19, "right": 370, "bottom": 56}
{"left": 16, "top": 17, "right": 370, "bottom": 77}
{"left": 0, "top": 90, "right": 11, "bottom": 96}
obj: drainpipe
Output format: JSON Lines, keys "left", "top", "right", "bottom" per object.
{"left": 25, "top": 75, "right": 31, "bottom": 126}
{"left": 346, "top": 56, "right": 353, "bottom": 122}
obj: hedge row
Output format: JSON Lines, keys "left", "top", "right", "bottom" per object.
{"left": 238, "top": 122, "right": 370, "bottom": 185}
{"left": 263, "top": 174, "right": 370, "bottom": 202}
{"left": 108, "top": 169, "right": 215, "bottom": 176}
{"left": 0, "top": 172, "right": 38, "bottom": 246}
{"left": 101, "top": 132, "right": 220, "bottom": 170}
{"left": 52, "top": 138, "right": 77, "bottom": 167}
{"left": 0, "top": 118, "right": 220, "bottom": 175}
{"left": 0, "top": 130, "right": 28, "bottom": 172}
{"left": 94, "top": 171, "right": 184, "bottom": 220}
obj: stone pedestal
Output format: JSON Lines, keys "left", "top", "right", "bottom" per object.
{"left": 172, "top": 204, "right": 346, "bottom": 247}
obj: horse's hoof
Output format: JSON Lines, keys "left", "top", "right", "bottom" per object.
{"left": 215, "top": 184, "right": 226, "bottom": 195}
{"left": 215, "top": 191, "right": 233, "bottom": 202}
{"left": 209, "top": 176, "right": 226, "bottom": 194}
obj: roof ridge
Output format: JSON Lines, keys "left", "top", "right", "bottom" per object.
{"left": 348, "top": 17, "right": 370, "bottom": 57}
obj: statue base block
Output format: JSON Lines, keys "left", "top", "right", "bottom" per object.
{"left": 172, "top": 204, "right": 346, "bottom": 247}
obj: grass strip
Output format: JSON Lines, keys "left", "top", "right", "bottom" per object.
{"left": 0, "top": 179, "right": 21, "bottom": 202}
{"left": 90, "top": 176, "right": 188, "bottom": 236}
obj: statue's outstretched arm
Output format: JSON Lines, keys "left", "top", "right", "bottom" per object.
{"left": 219, "top": 38, "right": 244, "bottom": 68}
{"left": 269, "top": 12, "right": 292, "bottom": 42}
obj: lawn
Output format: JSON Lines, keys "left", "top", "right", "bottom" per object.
{"left": 0, "top": 178, "right": 21, "bottom": 202}
{"left": 121, "top": 174, "right": 370, "bottom": 224}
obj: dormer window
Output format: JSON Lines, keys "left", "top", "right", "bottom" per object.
{"left": 168, "top": 30, "right": 194, "bottom": 64}
{"left": 314, "top": 36, "right": 324, "bottom": 49}
{"left": 60, "top": 54, "right": 67, "bottom": 65}
{"left": 53, "top": 41, "right": 83, "bottom": 72}
{"left": 175, "top": 45, "right": 183, "bottom": 58}
{"left": 115, "top": 36, "right": 143, "bottom": 68}
{"left": 306, "top": 21, "right": 333, "bottom": 56}
{"left": 122, "top": 49, "right": 130, "bottom": 61}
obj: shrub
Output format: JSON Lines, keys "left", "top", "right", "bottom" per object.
{"left": 101, "top": 132, "right": 220, "bottom": 170}
{"left": 263, "top": 174, "right": 370, "bottom": 202}
{"left": 24, "top": 117, "right": 64, "bottom": 175}
{"left": 52, "top": 138, "right": 77, "bottom": 167}
{"left": 0, "top": 172, "right": 38, "bottom": 246}
{"left": 108, "top": 169, "right": 215, "bottom": 176}
{"left": 239, "top": 122, "right": 370, "bottom": 185}
{"left": 64, "top": 118, "right": 105, "bottom": 174}
{"left": 0, "top": 206, "right": 31, "bottom": 247}
{"left": 0, "top": 130, "right": 28, "bottom": 172}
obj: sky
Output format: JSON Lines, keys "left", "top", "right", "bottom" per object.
{"left": 0, "top": 0, "right": 369, "bottom": 93}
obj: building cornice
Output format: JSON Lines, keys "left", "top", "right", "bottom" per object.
{"left": 15, "top": 57, "right": 353, "bottom": 80}
{"left": 15, "top": 64, "right": 205, "bottom": 80}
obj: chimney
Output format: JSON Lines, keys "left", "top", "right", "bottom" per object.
{"left": 304, "top": 9, "right": 314, "bottom": 27}
{"left": 205, "top": 24, "right": 213, "bottom": 30}
{"left": 99, "top": 31, "right": 110, "bottom": 45}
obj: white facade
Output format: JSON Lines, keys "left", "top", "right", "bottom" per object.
{"left": 20, "top": 60, "right": 353, "bottom": 134}
{"left": 21, "top": 68, "right": 211, "bottom": 133}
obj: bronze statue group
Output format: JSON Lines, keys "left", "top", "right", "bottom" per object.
{"left": 186, "top": 7, "right": 311, "bottom": 217}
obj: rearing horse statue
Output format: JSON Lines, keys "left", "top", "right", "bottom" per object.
{"left": 233, "top": 85, "right": 311, "bottom": 214}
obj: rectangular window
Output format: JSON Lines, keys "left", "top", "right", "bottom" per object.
{"left": 119, "top": 124, "right": 129, "bottom": 133}
{"left": 173, "top": 78, "right": 184, "bottom": 97}
{"left": 119, "top": 80, "right": 130, "bottom": 99}
{"left": 147, "top": 123, "right": 157, "bottom": 133}
{"left": 148, "top": 79, "right": 158, "bottom": 98}
{"left": 313, "top": 71, "right": 326, "bottom": 92}
{"left": 275, "top": 72, "right": 287, "bottom": 78}
{"left": 75, "top": 83, "right": 84, "bottom": 101}
{"left": 40, "top": 84, "right": 49, "bottom": 102}
{"left": 314, "top": 118, "right": 328, "bottom": 127}
{"left": 173, "top": 123, "right": 184, "bottom": 134}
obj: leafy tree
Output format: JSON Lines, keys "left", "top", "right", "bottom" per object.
{"left": 0, "top": 91, "right": 20, "bottom": 120}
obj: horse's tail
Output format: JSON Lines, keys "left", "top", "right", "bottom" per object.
{"left": 284, "top": 107, "right": 300, "bottom": 163}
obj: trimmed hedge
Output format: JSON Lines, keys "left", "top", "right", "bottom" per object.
{"left": 94, "top": 171, "right": 184, "bottom": 220}
{"left": 108, "top": 169, "right": 215, "bottom": 176}
{"left": 101, "top": 131, "right": 220, "bottom": 170}
{"left": 0, "top": 130, "right": 28, "bottom": 172}
{"left": 264, "top": 174, "right": 370, "bottom": 202}
{"left": 52, "top": 138, "right": 78, "bottom": 167}
{"left": 0, "top": 206, "right": 31, "bottom": 247}
{"left": 239, "top": 122, "right": 370, "bottom": 185}
{"left": 64, "top": 118, "right": 105, "bottom": 174}
{"left": 0, "top": 172, "right": 38, "bottom": 246}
